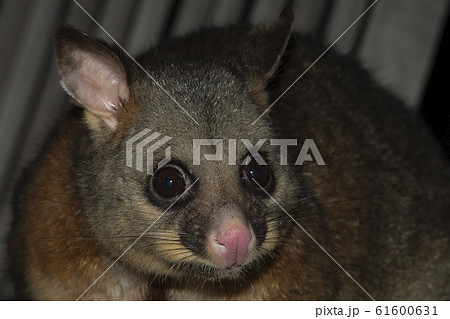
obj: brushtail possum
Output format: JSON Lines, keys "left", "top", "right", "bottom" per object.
{"left": 9, "top": 9, "right": 450, "bottom": 300}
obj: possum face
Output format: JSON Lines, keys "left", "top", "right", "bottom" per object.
{"left": 109, "top": 62, "right": 298, "bottom": 282}
{"left": 54, "top": 10, "right": 295, "bottom": 282}
{"left": 107, "top": 72, "right": 298, "bottom": 281}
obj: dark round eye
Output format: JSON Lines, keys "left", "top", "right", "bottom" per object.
{"left": 244, "top": 157, "right": 271, "bottom": 188}
{"left": 152, "top": 166, "right": 186, "bottom": 198}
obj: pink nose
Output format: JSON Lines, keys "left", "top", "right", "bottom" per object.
{"left": 210, "top": 224, "right": 254, "bottom": 268}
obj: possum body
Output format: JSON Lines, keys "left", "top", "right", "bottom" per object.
{"left": 9, "top": 9, "right": 450, "bottom": 300}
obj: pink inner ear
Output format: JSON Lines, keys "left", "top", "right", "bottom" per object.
{"left": 61, "top": 51, "right": 129, "bottom": 130}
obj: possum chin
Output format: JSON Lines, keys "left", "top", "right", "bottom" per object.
{"left": 171, "top": 251, "right": 263, "bottom": 282}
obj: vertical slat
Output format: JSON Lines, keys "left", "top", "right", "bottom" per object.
{"left": 12, "top": 1, "right": 103, "bottom": 176}
{"left": 170, "top": 0, "right": 212, "bottom": 38}
{"left": 249, "top": 0, "right": 287, "bottom": 25}
{"left": 92, "top": 0, "right": 135, "bottom": 40}
{"left": 210, "top": 0, "right": 248, "bottom": 27}
{"left": 349, "top": 0, "right": 377, "bottom": 56}
{"left": 315, "top": 0, "right": 336, "bottom": 39}
{"left": 321, "top": 0, "right": 369, "bottom": 53}
{"left": 159, "top": 0, "right": 180, "bottom": 42}
{"left": 0, "top": 1, "right": 36, "bottom": 107}
{"left": 0, "top": 0, "right": 69, "bottom": 300}
{"left": 69, "top": 0, "right": 108, "bottom": 32}
{"left": 199, "top": 0, "right": 218, "bottom": 27}
{"left": 121, "top": 0, "right": 147, "bottom": 50}
{"left": 126, "top": 0, "right": 175, "bottom": 54}
{"left": 0, "top": 0, "right": 64, "bottom": 196}
{"left": 239, "top": 0, "right": 256, "bottom": 25}
{"left": 0, "top": 0, "right": 31, "bottom": 82}
{"left": 291, "top": 0, "right": 328, "bottom": 34}
{"left": 358, "top": 0, "right": 450, "bottom": 107}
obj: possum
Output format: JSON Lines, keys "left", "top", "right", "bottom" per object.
{"left": 8, "top": 9, "right": 450, "bottom": 300}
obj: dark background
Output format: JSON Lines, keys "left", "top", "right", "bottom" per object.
{"left": 0, "top": 0, "right": 449, "bottom": 299}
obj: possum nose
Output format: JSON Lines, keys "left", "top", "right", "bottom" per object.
{"left": 210, "top": 224, "right": 255, "bottom": 268}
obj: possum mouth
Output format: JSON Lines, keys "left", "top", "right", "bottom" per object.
{"left": 165, "top": 243, "right": 272, "bottom": 282}
{"left": 173, "top": 258, "right": 258, "bottom": 281}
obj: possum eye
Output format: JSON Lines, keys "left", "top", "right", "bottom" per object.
{"left": 243, "top": 157, "right": 271, "bottom": 188}
{"left": 152, "top": 165, "right": 186, "bottom": 198}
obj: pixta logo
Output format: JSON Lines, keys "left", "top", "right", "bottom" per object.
{"left": 126, "top": 130, "right": 325, "bottom": 175}
{"left": 125, "top": 129, "right": 172, "bottom": 175}
{"left": 192, "top": 139, "right": 325, "bottom": 166}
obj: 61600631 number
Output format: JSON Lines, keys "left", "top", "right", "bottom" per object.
{"left": 376, "top": 306, "right": 438, "bottom": 316}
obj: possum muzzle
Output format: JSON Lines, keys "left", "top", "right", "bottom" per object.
{"left": 206, "top": 203, "right": 256, "bottom": 268}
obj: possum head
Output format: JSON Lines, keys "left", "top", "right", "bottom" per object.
{"left": 54, "top": 9, "right": 297, "bottom": 283}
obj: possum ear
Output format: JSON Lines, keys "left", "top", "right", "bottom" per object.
{"left": 54, "top": 24, "right": 129, "bottom": 130}
{"left": 244, "top": 8, "right": 293, "bottom": 89}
